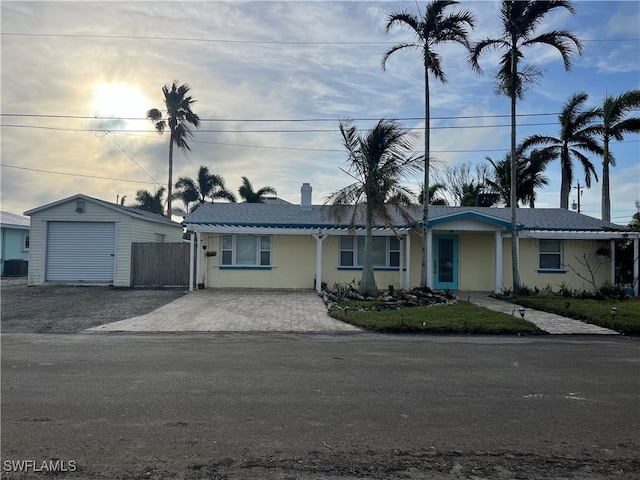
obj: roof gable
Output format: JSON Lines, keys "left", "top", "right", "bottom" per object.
{"left": 24, "top": 194, "right": 181, "bottom": 228}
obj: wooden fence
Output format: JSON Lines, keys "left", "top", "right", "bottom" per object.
{"left": 131, "top": 242, "right": 191, "bottom": 287}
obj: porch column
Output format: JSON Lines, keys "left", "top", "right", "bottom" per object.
{"left": 635, "top": 238, "right": 639, "bottom": 297}
{"left": 189, "top": 232, "right": 195, "bottom": 292}
{"left": 196, "top": 232, "right": 202, "bottom": 288}
{"left": 399, "top": 235, "right": 405, "bottom": 289}
{"left": 495, "top": 231, "right": 503, "bottom": 294}
{"left": 405, "top": 233, "right": 411, "bottom": 289}
{"left": 610, "top": 239, "right": 616, "bottom": 287}
{"left": 426, "top": 229, "right": 433, "bottom": 289}
{"left": 312, "top": 232, "right": 327, "bottom": 293}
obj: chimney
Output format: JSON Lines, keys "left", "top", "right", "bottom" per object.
{"left": 300, "top": 183, "right": 312, "bottom": 211}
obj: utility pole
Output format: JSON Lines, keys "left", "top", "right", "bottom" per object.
{"left": 571, "top": 182, "right": 583, "bottom": 214}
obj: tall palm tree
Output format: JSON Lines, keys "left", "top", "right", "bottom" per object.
{"left": 469, "top": 0, "right": 582, "bottom": 292}
{"left": 147, "top": 81, "right": 201, "bottom": 217}
{"left": 238, "top": 177, "right": 278, "bottom": 203}
{"left": 174, "top": 165, "right": 236, "bottom": 213}
{"left": 522, "top": 92, "right": 602, "bottom": 210}
{"left": 325, "top": 119, "right": 422, "bottom": 296}
{"left": 134, "top": 187, "right": 165, "bottom": 216}
{"left": 594, "top": 89, "right": 640, "bottom": 222}
{"left": 382, "top": 0, "right": 475, "bottom": 289}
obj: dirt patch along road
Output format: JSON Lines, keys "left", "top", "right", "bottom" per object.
{"left": 1, "top": 278, "right": 185, "bottom": 333}
{"left": 2, "top": 333, "right": 638, "bottom": 479}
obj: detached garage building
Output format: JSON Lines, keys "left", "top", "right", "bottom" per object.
{"left": 25, "top": 194, "right": 184, "bottom": 287}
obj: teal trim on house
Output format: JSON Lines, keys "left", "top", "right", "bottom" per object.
{"left": 429, "top": 212, "right": 515, "bottom": 230}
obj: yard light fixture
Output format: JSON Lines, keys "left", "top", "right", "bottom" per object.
{"left": 611, "top": 307, "right": 617, "bottom": 320}
{"left": 518, "top": 307, "right": 525, "bottom": 319}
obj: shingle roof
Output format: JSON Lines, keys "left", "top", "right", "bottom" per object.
{"left": 0, "top": 211, "right": 30, "bottom": 228}
{"left": 184, "top": 203, "right": 627, "bottom": 232}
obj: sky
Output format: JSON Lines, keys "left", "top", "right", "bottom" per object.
{"left": 1, "top": 0, "right": 639, "bottom": 226}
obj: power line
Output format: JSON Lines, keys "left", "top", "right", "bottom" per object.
{"left": 0, "top": 122, "right": 560, "bottom": 133}
{"left": 0, "top": 163, "right": 157, "bottom": 185}
{"left": 2, "top": 31, "right": 637, "bottom": 45}
{"left": 0, "top": 112, "right": 562, "bottom": 122}
{"left": 102, "top": 132, "right": 161, "bottom": 186}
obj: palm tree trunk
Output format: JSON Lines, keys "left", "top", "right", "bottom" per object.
{"left": 601, "top": 140, "right": 611, "bottom": 222}
{"left": 167, "top": 129, "right": 174, "bottom": 218}
{"left": 420, "top": 59, "right": 431, "bottom": 289}
{"left": 560, "top": 149, "right": 571, "bottom": 210}
{"left": 509, "top": 37, "right": 520, "bottom": 294}
{"left": 360, "top": 205, "right": 377, "bottom": 297}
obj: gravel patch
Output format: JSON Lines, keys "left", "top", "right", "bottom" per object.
{"left": 1, "top": 278, "right": 185, "bottom": 333}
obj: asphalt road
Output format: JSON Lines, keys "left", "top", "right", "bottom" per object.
{"left": 2, "top": 333, "right": 639, "bottom": 479}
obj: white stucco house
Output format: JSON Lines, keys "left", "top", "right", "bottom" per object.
{"left": 25, "top": 194, "right": 184, "bottom": 287}
{"left": 183, "top": 183, "right": 639, "bottom": 296}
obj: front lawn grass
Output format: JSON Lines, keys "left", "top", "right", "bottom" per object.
{"left": 515, "top": 295, "right": 640, "bottom": 335}
{"left": 329, "top": 301, "right": 543, "bottom": 334}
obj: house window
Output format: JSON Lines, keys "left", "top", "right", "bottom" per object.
{"left": 340, "top": 236, "right": 400, "bottom": 268}
{"left": 221, "top": 235, "right": 271, "bottom": 267}
{"left": 23, "top": 234, "right": 30, "bottom": 251}
{"left": 539, "top": 239, "right": 562, "bottom": 270}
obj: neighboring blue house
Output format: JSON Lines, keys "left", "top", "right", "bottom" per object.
{"left": 1, "top": 211, "right": 30, "bottom": 276}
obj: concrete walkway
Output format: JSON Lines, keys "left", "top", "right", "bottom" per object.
{"left": 87, "top": 289, "right": 361, "bottom": 333}
{"left": 465, "top": 292, "right": 619, "bottom": 335}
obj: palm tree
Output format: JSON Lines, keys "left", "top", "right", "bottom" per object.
{"left": 134, "top": 187, "right": 165, "bottom": 215}
{"left": 147, "top": 81, "right": 201, "bottom": 217}
{"left": 522, "top": 92, "right": 602, "bottom": 210}
{"left": 485, "top": 147, "right": 554, "bottom": 207}
{"left": 594, "top": 89, "right": 640, "bottom": 222}
{"left": 174, "top": 165, "right": 236, "bottom": 213}
{"left": 238, "top": 177, "right": 278, "bottom": 203}
{"left": 418, "top": 183, "right": 448, "bottom": 205}
{"left": 382, "top": 0, "right": 475, "bottom": 289}
{"left": 325, "top": 119, "right": 422, "bottom": 297}
{"left": 469, "top": 0, "right": 582, "bottom": 292}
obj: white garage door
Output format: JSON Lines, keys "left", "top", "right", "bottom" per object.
{"left": 46, "top": 222, "right": 116, "bottom": 283}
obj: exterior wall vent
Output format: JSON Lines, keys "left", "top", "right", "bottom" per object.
{"left": 75, "top": 200, "right": 86, "bottom": 214}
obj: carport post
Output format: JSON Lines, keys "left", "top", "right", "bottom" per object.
{"left": 189, "top": 232, "right": 195, "bottom": 292}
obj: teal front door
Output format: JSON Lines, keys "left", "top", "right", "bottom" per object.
{"left": 434, "top": 235, "right": 459, "bottom": 290}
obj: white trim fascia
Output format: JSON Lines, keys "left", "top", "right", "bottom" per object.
{"left": 520, "top": 230, "right": 637, "bottom": 240}
{"left": 184, "top": 224, "right": 411, "bottom": 236}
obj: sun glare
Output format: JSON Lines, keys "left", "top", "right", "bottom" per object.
{"left": 91, "top": 83, "right": 150, "bottom": 127}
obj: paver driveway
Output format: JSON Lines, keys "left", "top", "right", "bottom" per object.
{"left": 88, "top": 289, "right": 360, "bottom": 333}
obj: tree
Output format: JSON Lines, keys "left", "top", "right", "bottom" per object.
{"left": 147, "top": 81, "right": 201, "bottom": 217}
{"left": 238, "top": 177, "right": 278, "bottom": 203}
{"left": 594, "top": 89, "right": 640, "bottom": 222}
{"left": 174, "top": 165, "right": 236, "bottom": 213}
{"left": 418, "top": 183, "right": 448, "bottom": 205}
{"left": 134, "top": 187, "right": 165, "bottom": 215}
{"left": 522, "top": 92, "right": 602, "bottom": 209}
{"left": 469, "top": 0, "right": 582, "bottom": 292}
{"left": 382, "top": 0, "right": 475, "bottom": 289}
{"left": 434, "top": 161, "right": 495, "bottom": 207}
{"left": 325, "top": 119, "right": 422, "bottom": 297}
{"left": 485, "top": 147, "right": 554, "bottom": 207}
